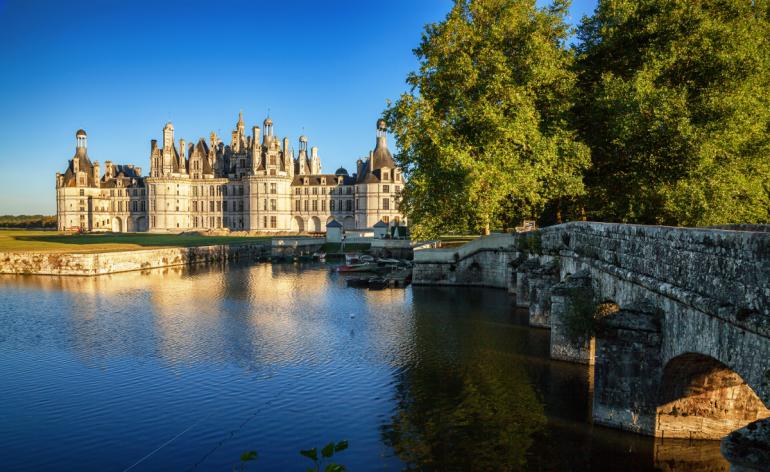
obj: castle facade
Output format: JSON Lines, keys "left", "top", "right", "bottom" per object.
{"left": 56, "top": 115, "right": 405, "bottom": 233}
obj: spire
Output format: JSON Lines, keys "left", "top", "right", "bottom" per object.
{"left": 238, "top": 110, "right": 244, "bottom": 127}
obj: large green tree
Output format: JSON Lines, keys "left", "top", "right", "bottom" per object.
{"left": 576, "top": 0, "right": 770, "bottom": 225}
{"left": 385, "top": 0, "right": 589, "bottom": 238}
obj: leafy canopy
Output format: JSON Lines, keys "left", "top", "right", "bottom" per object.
{"left": 576, "top": 0, "right": 770, "bottom": 225}
{"left": 385, "top": 0, "right": 589, "bottom": 238}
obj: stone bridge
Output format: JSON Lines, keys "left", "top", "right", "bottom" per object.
{"left": 413, "top": 222, "right": 770, "bottom": 469}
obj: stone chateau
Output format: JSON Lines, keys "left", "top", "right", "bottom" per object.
{"left": 56, "top": 114, "right": 406, "bottom": 233}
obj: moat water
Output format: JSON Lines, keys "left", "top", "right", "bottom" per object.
{"left": 0, "top": 262, "right": 728, "bottom": 471}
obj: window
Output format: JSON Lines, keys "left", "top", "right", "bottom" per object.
{"left": 322, "top": 200, "right": 326, "bottom": 212}
{"left": 210, "top": 201, "right": 215, "bottom": 212}
{"left": 346, "top": 200, "right": 352, "bottom": 211}
{"left": 193, "top": 186, "right": 198, "bottom": 197}
{"left": 223, "top": 186, "right": 228, "bottom": 196}
{"left": 141, "top": 201, "right": 145, "bottom": 211}
{"left": 312, "top": 200, "right": 317, "bottom": 211}
{"left": 295, "top": 188, "right": 301, "bottom": 195}
{"left": 119, "top": 201, "right": 123, "bottom": 212}
{"left": 383, "top": 198, "right": 390, "bottom": 210}
{"left": 263, "top": 216, "right": 267, "bottom": 228}
{"left": 216, "top": 201, "right": 221, "bottom": 211}
{"left": 194, "top": 217, "right": 198, "bottom": 228}
{"left": 383, "top": 185, "right": 390, "bottom": 193}
{"left": 304, "top": 187, "right": 309, "bottom": 195}
{"left": 270, "top": 216, "right": 276, "bottom": 228}
{"left": 263, "top": 199, "right": 268, "bottom": 211}
{"left": 312, "top": 187, "right": 317, "bottom": 195}
{"left": 295, "top": 200, "right": 300, "bottom": 211}
{"left": 383, "top": 171, "right": 389, "bottom": 180}
{"left": 330, "top": 200, "right": 335, "bottom": 211}
{"left": 132, "top": 201, "right": 137, "bottom": 212}
{"left": 263, "top": 183, "right": 268, "bottom": 194}
{"left": 270, "top": 199, "right": 276, "bottom": 211}
{"left": 395, "top": 185, "right": 401, "bottom": 193}
{"left": 304, "top": 200, "right": 308, "bottom": 211}
{"left": 239, "top": 201, "right": 243, "bottom": 211}
{"left": 270, "top": 183, "right": 276, "bottom": 194}
{"left": 80, "top": 189, "right": 84, "bottom": 196}
{"left": 217, "top": 217, "right": 221, "bottom": 227}
{"left": 210, "top": 185, "right": 214, "bottom": 196}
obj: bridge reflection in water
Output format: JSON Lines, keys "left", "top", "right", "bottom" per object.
{"left": 0, "top": 262, "right": 734, "bottom": 470}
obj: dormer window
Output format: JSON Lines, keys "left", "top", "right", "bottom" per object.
{"left": 321, "top": 178, "right": 326, "bottom": 185}
{"left": 304, "top": 178, "right": 309, "bottom": 185}
{"left": 383, "top": 171, "right": 389, "bottom": 180}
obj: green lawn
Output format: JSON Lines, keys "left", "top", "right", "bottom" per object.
{"left": 0, "top": 230, "right": 272, "bottom": 254}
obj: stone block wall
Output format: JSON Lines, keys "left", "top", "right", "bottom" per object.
{"left": 0, "top": 243, "right": 267, "bottom": 276}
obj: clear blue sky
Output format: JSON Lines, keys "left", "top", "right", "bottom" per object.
{"left": 0, "top": 0, "right": 597, "bottom": 214}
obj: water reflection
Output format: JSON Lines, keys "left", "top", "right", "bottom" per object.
{"left": 0, "top": 264, "right": 731, "bottom": 471}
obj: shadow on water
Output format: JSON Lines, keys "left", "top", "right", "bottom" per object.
{"left": 388, "top": 286, "right": 730, "bottom": 471}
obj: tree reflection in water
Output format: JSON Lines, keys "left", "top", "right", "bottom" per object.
{"left": 383, "top": 287, "right": 546, "bottom": 471}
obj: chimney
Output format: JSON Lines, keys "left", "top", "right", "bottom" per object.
{"left": 93, "top": 161, "right": 100, "bottom": 183}
{"left": 282, "top": 137, "right": 289, "bottom": 153}
{"left": 252, "top": 126, "right": 260, "bottom": 146}
{"left": 311, "top": 146, "right": 318, "bottom": 159}
{"left": 356, "top": 158, "right": 363, "bottom": 176}
{"left": 105, "top": 160, "right": 114, "bottom": 179}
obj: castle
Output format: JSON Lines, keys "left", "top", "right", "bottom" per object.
{"left": 56, "top": 114, "right": 405, "bottom": 233}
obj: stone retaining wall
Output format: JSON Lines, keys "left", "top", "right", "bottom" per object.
{"left": 0, "top": 243, "right": 267, "bottom": 276}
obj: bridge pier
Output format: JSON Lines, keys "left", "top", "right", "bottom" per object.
{"left": 593, "top": 303, "right": 663, "bottom": 435}
{"left": 550, "top": 271, "right": 597, "bottom": 364}
{"left": 722, "top": 417, "right": 770, "bottom": 471}
{"left": 515, "top": 258, "right": 540, "bottom": 308}
{"left": 527, "top": 258, "right": 559, "bottom": 328}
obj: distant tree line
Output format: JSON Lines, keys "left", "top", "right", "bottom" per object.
{"left": 0, "top": 215, "right": 57, "bottom": 228}
{"left": 385, "top": 0, "right": 770, "bottom": 238}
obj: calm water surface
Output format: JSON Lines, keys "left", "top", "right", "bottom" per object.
{"left": 0, "top": 262, "right": 727, "bottom": 471}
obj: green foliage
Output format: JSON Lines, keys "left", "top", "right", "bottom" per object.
{"left": 0, "top": 215, "right": 56, "bottom": 228}
{"left": 515, "top": 231, "right": 542, "bottom": 255}
{"left": 301, "top": 440, "right": 349, "bottom": 472}
{"left": 385, "top": 0, "right": 590, "bottom": 239}
{"left": 562, "top": 288, "right": 598, "bottom": 344}
{"left": 575, "top": 0, "right": 770, "bottom": 225}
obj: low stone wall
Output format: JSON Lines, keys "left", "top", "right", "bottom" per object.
{"left": 0, "top": 243, "right": 267, "bottom": 276}
{"left": 412, "top": 233, "right": 520, "bottom": 289}
{"left": 271, "top": 238, "right": 324, "bottom": 257}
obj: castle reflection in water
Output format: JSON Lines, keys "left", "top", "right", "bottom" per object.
{"left": 0, "top": 262, "right": 729, "bottom": 471}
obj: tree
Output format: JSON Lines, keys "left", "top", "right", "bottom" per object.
{"left": 385, "top": 0, "right": 590, "bottom": 238}
{"left": 575, "top": 0, "right": 770, "bottom": 225}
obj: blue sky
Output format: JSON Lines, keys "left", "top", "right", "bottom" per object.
{"left": 0, "top": 0, "right": 597, "bottom": 214}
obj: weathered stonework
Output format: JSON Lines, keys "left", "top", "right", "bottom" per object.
{"left": 527, "top": 258, "right": 559, "bottom": 328}
{"left": 722, "top": 417, "right": 770, "bottom": 471}
{"left": 549, "top": 271, "right": 596, "bottom": 364}
{"left": 413, "top": 222, "right": 770, "bottom": 451}
{"left": 0, "top": 243, "right": 267, "bottom": 276}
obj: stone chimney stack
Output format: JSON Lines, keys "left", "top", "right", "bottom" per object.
{"left": 105, "top": 160, "right": 114, "bottom": 179}
{"left": 356, "top": 158, "right": 363, "bottom": 176}
{"left": 93, "top": 161, "right": 100, "bottom": 184}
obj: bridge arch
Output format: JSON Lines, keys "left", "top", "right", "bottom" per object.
{"left": 656, "top": 353, "right": 770, "bottom": 439}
